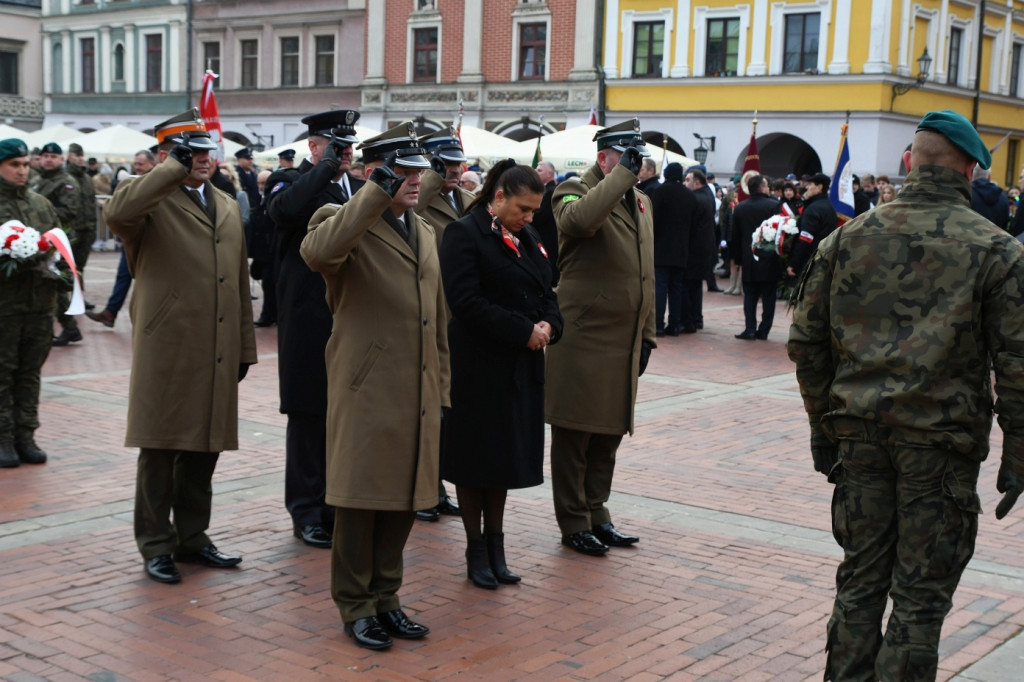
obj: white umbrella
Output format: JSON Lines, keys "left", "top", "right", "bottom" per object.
{"left": 455, "top": 125, "right": 520, "bottom": 166}
{"left": 500, "top": 125, "right": 699, "bottom": 175}
{"left": 66, "top": 125, "right": 158, "bottom": 164}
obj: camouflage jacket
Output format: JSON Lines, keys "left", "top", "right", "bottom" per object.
{"left": 66, "top": 162, "right": 97, "bottom": 235}
{"left": 788, "top": 164, "right": 1024, "bottom": 463}
{"left": 0, "top": 176, "right": 63, "bottom": 316}
{"left": 31, "top": 165, "right": 79, "bottom": 231}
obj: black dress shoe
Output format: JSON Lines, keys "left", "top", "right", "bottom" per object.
{"left": 592, "top": 522, "right": 639, "bottom": 547}
{"left": 436, "top": 496, "right": 460, "bottom": 516}
{"left": 655, "top": 329, "right": 666, "bottom": 337}
{"left": 755, "top": 330, "right": 769, "bottom": 340}
{"left": 377, "top": 609, "right": 430, "bottom": 639}
{"left": 174, "top": 544, "right": 242, "bottom": 568}
{"left": 294, "top": 524, "right": 332, "bottom": 548}
{"left": 735, "top": 331, "right": 757, "bottom": 340}
{"left": 254, "top": 317, "right": 276, "bottom": 327}
{"left": 561, "top": 530, "right": 609, "bottom": 556}
{"left": 344, "top": 616, "right": 393, "bottom": 650}
{"left": 52, "top": 328, "right": 83, "bottom": 346}
{"left": 680, "top": 325, "right": 698, "bottom": 334}
{"left": 416, "top": 507, "right": 440, "bottom": 522}
{"left": 145, "top": 555, "right": 181, "bottom": 584}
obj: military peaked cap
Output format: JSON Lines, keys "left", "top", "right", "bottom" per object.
{"left": 301, "top": 109, "right": 360, "bottom": 146}
{"left": 358, "top": 122, "right": 430, "bottom": 169}
{"left": 419, "top": 127, "right": 467, "bottom": 164}
{"left": 593, "top": 118, "right": 651, "bottom": 157}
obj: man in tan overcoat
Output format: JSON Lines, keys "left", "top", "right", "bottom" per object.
{"left": 546, "top": 118, "right": 656, "bottom": 556}
{"left": 412, "top": 125, "right": 473, "bottom": 521}
{"left": 105, "top": 109, "right": 257, "bottom": 585}
{"left": 301, "top": 122, "right": 449, "bottom": 651}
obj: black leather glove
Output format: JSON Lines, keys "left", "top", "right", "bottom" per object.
{"left": 369, "top": 152, "right": 405, "bottom": 198}
{"left": 238, "top": 363, "right": 250, "bottom": 382}
{"left": 322, "top": 140, "right": 342, "bottom": 171}
{"left": 169, "top": 144, "right": 193, "bottom": 172}
{"left": 618, "top": 141, "right": 643, "bottom": 176}
{"left": 996, "top": 460, "right": 1024, "bottom": 519}
{"left": 638, "top": 340, "right": 653, "bottom": 376}
{"left": 811, "top": 432, "right": 838, "bottom": 476}
{"left": 430, "top": 156, "right": 447, "bottom": 180}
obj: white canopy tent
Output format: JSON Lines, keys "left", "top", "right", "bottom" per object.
{"left": 453, "top": 125, "right": 520, "bottom": 167}
{"left": 500, "top": 125, "right": 699, "bottom": 175}
{"left": 0, "top": 124, "right": 27, "bottom": 140}
{"left": 21, "top": 125, "right": 83, "bottom": 151}
{"left": 65, "top": 125, "right": 158, "bottom": 164}
{"left": 253, "top": 125, "right": 384, "bottom": 168}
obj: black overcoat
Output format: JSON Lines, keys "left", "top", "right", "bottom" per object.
{"left": 651, "top": 179, "right": 697, "bottom": 268}
{"left": 734, "top": 192, "right": 784, "bottom": 283}
{"left": 267, "top": 159, "right": 364, "bottom": 414}
{"left": 439, "top": 205, "right": 563, "bottom": 489}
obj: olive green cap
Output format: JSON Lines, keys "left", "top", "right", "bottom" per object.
{"left": 0, "top": 138, "right": 29, "bottom": 162}
{"left": 916, "top": 109, "right": 991, "bottom": 169}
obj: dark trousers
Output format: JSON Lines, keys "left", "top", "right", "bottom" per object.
{"left": 550, "top": 425, "right": 624, "bottom": 535}
{"left": 285, "top": 412, "right": 332, "bottom": 528}
{"left": 742, "top": 281, "right": 778, "bottom": 336}
{"left": 827, "top": 441, "right": 979, "bottom": 682}
{"left": 134, "top": 448, "right": 220, "bottom": 559}
{"left": 107, "top": 250, "right": 132, "bottom": 314}
{"left": 655, "top": 266, "right": 684, "bottom": 332}
{"left": 257, "top": 261, "right": 277, "bottom": 323}
{"left": 682, "top": 278, "right": 703, "bottom": 328}
{"left": 0, "top": 313, "right": 52, "bottom": 440}
{"left": 331, "top": 507, "right": 416, "bottom": 623}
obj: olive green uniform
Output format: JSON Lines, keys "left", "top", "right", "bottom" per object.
{"left": 0, "top": 177, "right": 62, "bottom": 444}
{"left": 788, "top": 165, "right": 1024, "bottom": 681}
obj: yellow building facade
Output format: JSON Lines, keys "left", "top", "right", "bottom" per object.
{"left": 602, "top": 0, "right": 1024, "bottom": 187}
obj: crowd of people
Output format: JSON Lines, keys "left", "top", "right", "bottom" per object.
{"left": 4, "top": 106, "right": 1024, "bottom": 679}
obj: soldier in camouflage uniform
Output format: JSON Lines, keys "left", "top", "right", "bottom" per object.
{"left": 788, "top": 110, "right": 1024, "bottom": 682}
{"left": 0, "top": 138, "right": 62, "bottom": 467}
{"left": 57, "top": 142, "right": 96, "bottom": 343}
{"left": 31, "top": 142, "right": 81, "bottom": 346}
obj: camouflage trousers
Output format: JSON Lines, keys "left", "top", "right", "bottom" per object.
{"left": 825, "top": 440, "right": 981, "bottom": 682}
{"left": 56, "top": 229, "right": 94, "bottom": 331}
{"left": 0, "top": 313, "right": 54, "bottom": 440}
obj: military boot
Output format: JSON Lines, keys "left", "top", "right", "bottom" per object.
{"left": 13, "top": 435, "right": 47, "bottom": 464}
{"left": 52, "top": 328, "right": 83, "bottom": 346}
{"left": 0, "top": 439, "right": 19, "bottom": 468}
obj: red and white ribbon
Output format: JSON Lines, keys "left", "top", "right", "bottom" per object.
{"left": 42, "top": 228, "right": 84, "bottom": 315}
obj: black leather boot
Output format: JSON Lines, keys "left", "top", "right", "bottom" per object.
{"left": 465, "top": 538, "right": 498, "bottom": 589}
{"left": 485, "top": 532, "right": 521, "bottom": 584}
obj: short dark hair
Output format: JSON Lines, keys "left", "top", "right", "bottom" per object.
{"left": 686, "top": 168, "right": 707, "bottom": 186}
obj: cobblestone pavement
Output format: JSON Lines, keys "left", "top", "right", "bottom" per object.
{"left": 1, "top": 251, "right": 1022, "bottom": 681}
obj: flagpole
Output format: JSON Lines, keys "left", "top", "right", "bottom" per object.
{"left": 661, "top": 133, "right": 668, "bottom": 175}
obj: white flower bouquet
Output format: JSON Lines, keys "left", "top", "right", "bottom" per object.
{"left": 751, "top": 214, "right": 798, "bottom": 260}
{"left": 0, "top": 220, "right": 61, "bottom": 279}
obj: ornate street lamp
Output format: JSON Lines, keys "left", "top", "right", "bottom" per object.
{"left": 890, "top": 48, "right": 932, "bottom": 111}
{"left": 692, "top": 132, "right": 715, "bottom": 164}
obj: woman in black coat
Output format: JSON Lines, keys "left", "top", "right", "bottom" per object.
{"left": 439, "top": 160, "right": 563, "bottom": 589}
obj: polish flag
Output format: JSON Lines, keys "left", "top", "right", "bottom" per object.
{"left": 199, "top": 71, "right": 226, "bottom": 163}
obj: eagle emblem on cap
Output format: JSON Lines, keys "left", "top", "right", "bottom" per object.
{"left": 346, "top": 111, "right": 355, "bottom": 125}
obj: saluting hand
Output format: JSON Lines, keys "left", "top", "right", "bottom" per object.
{"left": 169, "top": 144, "right": 193, "bottom": 172}
{"left": 618, "top": 141, "right": 643, "bottom": 176}
{"left": 430, "top": 156, "right": 447, "bottom": 180}
{"left": 369, "top": 152, "right": 406, "bottom": 198}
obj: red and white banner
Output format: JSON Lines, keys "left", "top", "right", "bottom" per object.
{"left": 42, "top": 228, "right": 84, "bottom": 315}
{"left": 200, "top": 70, "right": 226, "bottom": 163}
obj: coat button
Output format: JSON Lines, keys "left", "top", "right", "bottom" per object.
{"left": 421, "top": 409, "right": 426, "bottom": 416}
{"left": 219, "top": 275, "right": 225, "bottom": 282}
{"left": 215, "top": 237, "right": 220, "bottom": 244}
{"left": 218, "top": 316, "right": 224, "bottom": 322}
{"left": 217, "top": 356, "right": 222, "bottom": 363}
{"left": 423, "top": 318, "right": 428, "bottom": 326}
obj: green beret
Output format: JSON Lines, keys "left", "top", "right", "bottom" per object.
{"left": 916, "top": 109, "right": 991, "bottom": 169}
{"left": 0, "top": 138, "right": 28, "bottom": 163}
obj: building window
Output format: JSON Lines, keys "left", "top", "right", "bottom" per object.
{"left": 1011, "top": 44, "right": 1022, "bottom": 98}
{"left": 145, "top": 34, "right": 162, "bottom": 92}
{"left": 784, "top": 13, "right": 819, "bottom": 73}
{"left": 112, "top": 43, "right": 124, "bottom": 81}
{"left": 203, "top": 41, "right": 220, "bottom": 75}
{"left": 52, "top": 43, "right": 62, "bottom": 93}
{"left": 948, "top": 28, "right": 962, "bottom": 85}
{"left": 413, "top": 27, "right": 437, "bottom": 82}
{"left": 706, "top": 18, "right": 739, "bottom": 77}
{"left": 315, "top": 35, "right": 335, "bottom": 86}
{"left": 241, "top": 39, "right": 258, "bottom": 88}
{"left": 632, "top": 21, "right": 664, "bottom": 78}
{"left": 416, "top": 0, "right": 435, "bottom": 9}
{"left": 518, "top": 23, "right": 546, "bottom": 80}
{"left": 0, "top": 51, "right": 16, "bottom": 95}
{"left": 280, "top": 37, "right": 299, "bottom": 87}
{"left": 1007, "top": 139, "right": 1019, "bottom": 188}
{"left": 81, "top": 37, "right": 95, "bottom": 93}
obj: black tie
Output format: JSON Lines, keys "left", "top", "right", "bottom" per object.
{"left": 447, "top": 193, "right": 458, "bottom": 212}
{"left": 340, "top": 179, "right": 349, "bottom": 202}
{"left": 192, "top": 188, "right": 206, "bottom": 206}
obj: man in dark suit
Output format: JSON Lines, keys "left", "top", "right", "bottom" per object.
{"left": 683, "top": 167, "right": 718, "bottom": 330}
{"left": 652, "top": 162, "right": 699, "bottom": 336}
{"left": 530, "top": 161, "right": 560, "bottom": 284}
{"left": 234, "top": 147, "right": 261, "bottom": 213}
{"left": 732, "top": 174, "right": 783, "bottom": 340}
{"left": 267, "top": 109, "right": 365, "bottom": 549}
